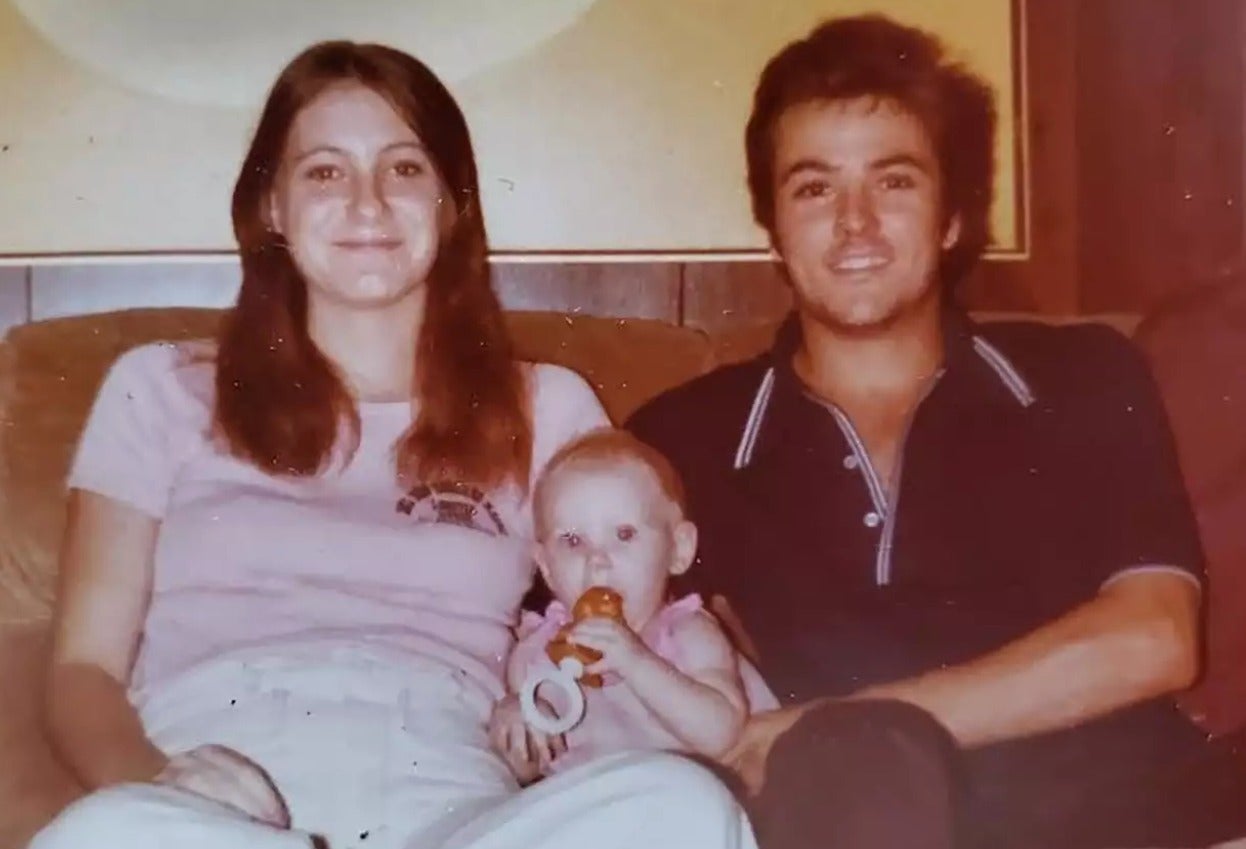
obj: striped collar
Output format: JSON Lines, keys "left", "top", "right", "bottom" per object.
{"left": 734, "top": 309, "right": 1037, "bottom": 470}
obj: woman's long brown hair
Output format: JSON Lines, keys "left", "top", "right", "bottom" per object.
{"left": 218, "top": 41, "right": 530, "bottom": 489}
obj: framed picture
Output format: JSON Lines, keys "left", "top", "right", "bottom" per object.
{"left": 0, "top": 0, "right": 1025, "bottom": 260}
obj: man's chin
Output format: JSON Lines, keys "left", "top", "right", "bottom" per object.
{"left": 806, "top": 302, "right": 905, "bottom": 336}
{"left": 797, "top": 288, "right": 943, "bottom": 338}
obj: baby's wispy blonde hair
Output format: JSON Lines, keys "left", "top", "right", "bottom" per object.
{"left": 532, "top": 428, "right": 687, "bottom": 539}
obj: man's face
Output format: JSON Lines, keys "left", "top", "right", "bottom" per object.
{"left": 769, "top": 96, "right": 960, "bottom": 334}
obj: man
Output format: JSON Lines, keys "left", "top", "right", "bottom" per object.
{"left": 628, "top": 15, "right": 1246, "bottom": 849}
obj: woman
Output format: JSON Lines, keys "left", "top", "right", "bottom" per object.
{"left": 31, "top": 41, "right": 757, "bottom": 849}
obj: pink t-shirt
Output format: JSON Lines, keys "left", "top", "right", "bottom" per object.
{"left": 509, "top": 594, "right": 780, "bottom": 773}
{"left": 67, "top": 342, "right": 609, "bottom": 706}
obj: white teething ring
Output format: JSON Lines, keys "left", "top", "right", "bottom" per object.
{"left": 519, "top": 657, "right": 587, "bottom": 735}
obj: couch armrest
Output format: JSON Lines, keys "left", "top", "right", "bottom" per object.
{"left": 0, "top": 620, "right": 80, "bottom": 849}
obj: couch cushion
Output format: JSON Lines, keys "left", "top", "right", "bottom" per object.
{"left": 0, "top": 308, "right": 224, "bottom": 621}
{"left": 0, "top": 620, "right": 80, "bottom": 848}
{"left": 505, "top": 312, "right": 714, "bottom": 422}
{"left": 0, "top": 308, "right": 714, "bottom": 619}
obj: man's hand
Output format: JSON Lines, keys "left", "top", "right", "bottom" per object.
{"left": 567, "top": 616, "right": 650, "bottom": 678}
{"left": 153, "top": 744, "right": 289, "bottom": 827}
{"left": 488, "top": 694, "right": 566, "bottom": 784}
{"left": 724, "top": 704, "right": 810, "bottom": 796}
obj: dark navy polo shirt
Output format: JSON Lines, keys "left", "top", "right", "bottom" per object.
{"left": 627, "top": 309, "right": 1208, "bottom": 824}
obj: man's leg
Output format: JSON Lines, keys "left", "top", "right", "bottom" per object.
{"left": 1073, "top": 726, "right": 1246, "bottom": 848}
{"left": 747, "top": 700, "right": 963, "bottom": 849}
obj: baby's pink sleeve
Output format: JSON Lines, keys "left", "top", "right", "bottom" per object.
{"left": 67, "top": 344, "right": 188, "bottom": 518}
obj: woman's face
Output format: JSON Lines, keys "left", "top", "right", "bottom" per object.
{"left": 268, "top": 82, "right": 449, "bottom": 312}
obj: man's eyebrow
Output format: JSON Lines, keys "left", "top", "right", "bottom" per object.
{"left": 778, "top": 152, "right": 931, "bottom": 184}
{"left": 778, "top": 158, "right": 833, "bottom": 184}
{"left": 871, "top": 153, "right": 931, "bottom": 173}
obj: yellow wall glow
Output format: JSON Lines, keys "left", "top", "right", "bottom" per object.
{"left": 0, "top": 0, "right": 1021, "bottom": 258}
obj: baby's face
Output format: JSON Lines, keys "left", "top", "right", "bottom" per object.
{"left": 536, "top": 459, "right": 688, "bottom": 629}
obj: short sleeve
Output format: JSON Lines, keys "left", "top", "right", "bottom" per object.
{"left": 1076, "top": 331, "right": 1204, "bottom": 590}
{"left": 529, "top": 363, "right": 610, "bottom": 482}
{"left": 67, "top": 344, "right": 194, "bottom": 518}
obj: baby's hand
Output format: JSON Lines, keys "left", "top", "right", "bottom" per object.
{"left": 567, "top": 616, "right": 649, "bottom": 678}
{"left": 488, "top": 694, "right": 566, "bottom": 784}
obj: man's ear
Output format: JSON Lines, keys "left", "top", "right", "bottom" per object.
{"left": 669, "top": 520, "right": 698, "bottom": 577}
{"left": 941, "top": 213, "right": 962, "bottom": 250}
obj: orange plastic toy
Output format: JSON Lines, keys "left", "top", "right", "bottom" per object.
{"left": 546, "top": 586, "right": 624, "bottom": 688}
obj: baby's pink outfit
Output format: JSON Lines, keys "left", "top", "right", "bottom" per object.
{"left": 509, "top": 593, "right": 779, "bottom": 774}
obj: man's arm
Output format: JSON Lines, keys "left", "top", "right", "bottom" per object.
{"left": 853, "top": 570, "right": 1199, "bottom": 747}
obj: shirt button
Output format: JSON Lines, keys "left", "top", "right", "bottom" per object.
{"left": 843, "top": 455, "right": 860, "bottom": 470}
{"left": 863, "top": 511, "right": 881, "bottom": 528}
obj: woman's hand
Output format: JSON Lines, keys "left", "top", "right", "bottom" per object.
{"left": 154, "top": 744, "right": 290, "bottom": 827}
{"left": 724, "top": 704, "right": 810, "bottom": 796}
{"left": 488, "top": 694, "right": 566, "bottom": 783}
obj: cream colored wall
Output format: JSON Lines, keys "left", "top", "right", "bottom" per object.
{"left": 0, "top": 0, "right": 1019, "bottom": 258}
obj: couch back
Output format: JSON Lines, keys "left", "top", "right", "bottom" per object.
{"left": 0, "top": 306, "right": 1141, "bottom": 621}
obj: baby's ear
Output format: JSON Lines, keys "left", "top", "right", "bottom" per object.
{"left": 531, "top": 541, "right": 552, "bottom": 583}
{"left": 669, "top": 520, "right": 698, "bottom": 576}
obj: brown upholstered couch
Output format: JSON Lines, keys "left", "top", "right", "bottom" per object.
{"left": 1, "top": 305, "right": 1236, "bottom": 849}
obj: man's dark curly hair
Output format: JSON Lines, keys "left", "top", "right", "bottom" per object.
{"left": 745, "top": 15, "right": 998, "bottom": 290}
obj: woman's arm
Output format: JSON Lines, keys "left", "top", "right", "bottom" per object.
{"left": 46, "top": 489, "right": 168, "bottom": 788}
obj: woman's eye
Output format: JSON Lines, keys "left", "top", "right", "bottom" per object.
{"left": 392, "top": 160, "right": 425, "bottom": 178}
{"left": 617, "top": 526, "right": 637, "bottom": 542}
{"left": 304, "top": 164, "right": 340, "bottom": 182}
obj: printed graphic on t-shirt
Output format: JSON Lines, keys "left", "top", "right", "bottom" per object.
{"left": 395, "top": 481, "right": 508, "bottom": 537}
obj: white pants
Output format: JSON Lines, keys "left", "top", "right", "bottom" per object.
{"left": 28, "top": 643, "right": 757, "bottom": 849}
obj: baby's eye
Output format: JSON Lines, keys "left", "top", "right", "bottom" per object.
{"left": 559, "top": 532, "right": 582, "bottom": 548}
{"left": 616, "top": 525, "right": 637, "bottom": 542}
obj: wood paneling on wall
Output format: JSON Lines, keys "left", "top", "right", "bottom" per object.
{"left": 492, "top": 263, "right": 680, "bottom": 321}
{"left": 682, "top": 261, "right": 790, "bottom": 334}
{"left": 0, "top": 268, "right": 28, "bottom": 336}
{"left": 1075, "top": 0, "right": 1244, "bottom": 313}
{"left": 0, "top": 261, "right": 691, "bottom": 333}
{"left": 29, "top": 263, "right": 240, "bottom": 322}
{"left": 962, "top": 0, "right": 1080, "bottom": 316}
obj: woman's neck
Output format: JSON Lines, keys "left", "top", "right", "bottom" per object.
{"left": 307, "top": 290, "right": 426, "bottom": 402}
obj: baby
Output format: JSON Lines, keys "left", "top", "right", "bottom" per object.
{"left": 490, "top": 428, "right": 778, "bottom": 782}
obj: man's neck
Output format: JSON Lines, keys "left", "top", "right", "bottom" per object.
{"left": 307, "top": 290, "right": 425, "bottom": 402}
{"left": 792, "top": 302, "right": 945, "bottom": 409}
